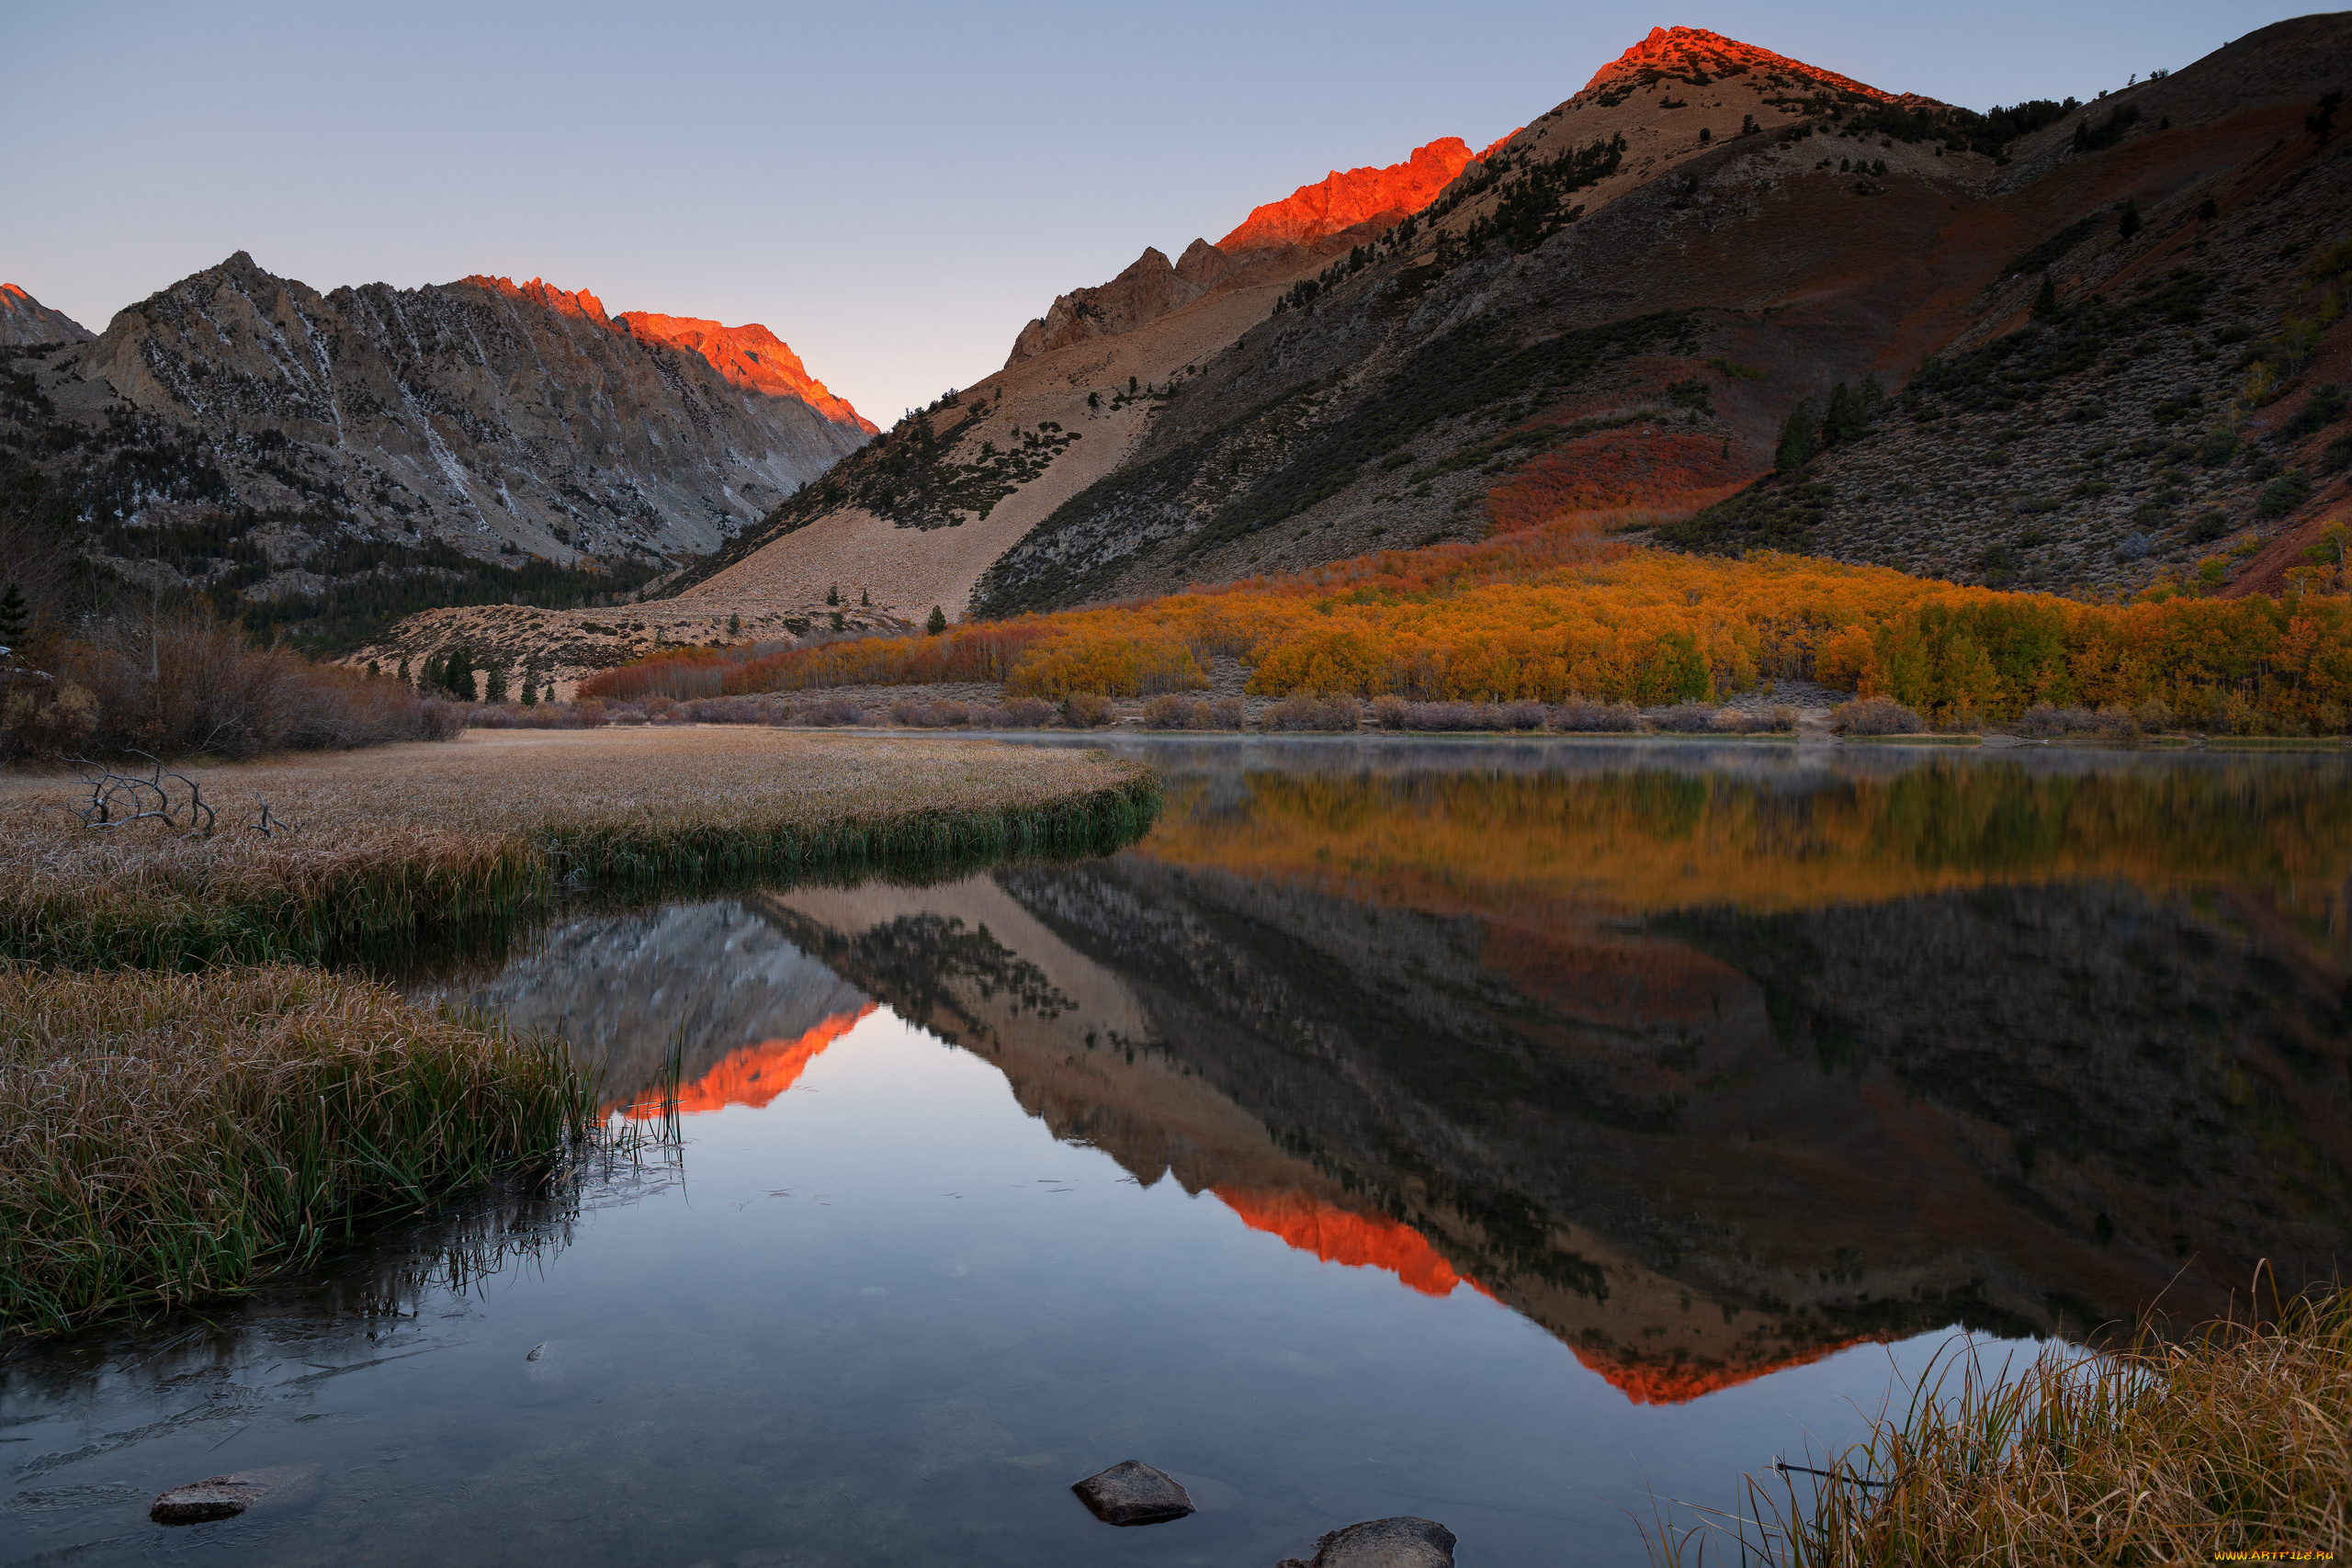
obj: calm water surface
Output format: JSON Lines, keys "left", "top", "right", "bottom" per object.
{"left": 6, "top": 740, "right": 2348, "bottom": 1566}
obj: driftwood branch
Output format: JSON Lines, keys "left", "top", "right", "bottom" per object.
{"left": 68, "top": 756, "right": 292, "bottom": 840}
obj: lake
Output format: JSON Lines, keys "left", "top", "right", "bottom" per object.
{"left": 6, "top": 739, "right": 2347, "bottom": 1565}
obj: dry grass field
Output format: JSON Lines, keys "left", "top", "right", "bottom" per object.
{"left": 0, "top": 728, "right": 1160, "bottom": 966}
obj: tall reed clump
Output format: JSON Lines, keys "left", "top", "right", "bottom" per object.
{"left": 0, "top": 964, "right": 595, "bottom": 1336}
{"left": 1643, "top": 1294, "right": 2350, "bottom": 1564}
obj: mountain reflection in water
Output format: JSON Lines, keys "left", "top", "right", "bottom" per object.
{"left": 436, "top": 742, "right": 2352, "bottom": 1408}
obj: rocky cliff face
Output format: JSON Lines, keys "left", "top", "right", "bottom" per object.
{"left": 1214, "top": 135, "right": 1506, "bottom": 252}
{"left": 1001, "top": 137, "right": 1510, "bottom": 369}
{"left": 0, "top": 285, "right": 92, "bottom": 346}
{"left": 62, "top": 254, "right": 869, "bottom": 568}
{"left": 616, "top": 312, "right": 876, "bottom": 434}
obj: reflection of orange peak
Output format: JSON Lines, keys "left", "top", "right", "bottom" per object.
{"left": 1216, "top": 1187, "right": 1478, "bottom": 1298}
{"left": 1574, "top": 1331, "right": 1884, "bottom": 1404}
{"left": 1579, "top": 26, "right": 1896, "bottom": 104}
{"left": 617, "top": 312, "right": 876, "bottom": 434}
{"left": 622, "top": 1006, "right": 876, "bottom": 1118}
{"left": 1215, "top": 133, "right": 1519, "bottom": 254}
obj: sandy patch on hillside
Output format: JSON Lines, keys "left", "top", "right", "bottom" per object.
{"left": 678, "top": 283, "right": 1289, "bottom": 623}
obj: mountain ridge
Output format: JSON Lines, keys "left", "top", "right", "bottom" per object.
{"left": 0, "top": 251, "right": 872, "bottom": 652}
{"left": 0, "top": 284, "right": 94, "bottom": 347}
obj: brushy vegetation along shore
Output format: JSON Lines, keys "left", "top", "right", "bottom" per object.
{"left": 1643, "top": 1294, "right": 2350, "bottom": 1565}
{"left": 0, "top": 729, "right": 1162, "bottom": 968}
{"left": 1, "top": 613, "right": 462, "bottom": 763}
{"left": 0, "top": 964, "right": 594, "bottom": 1336}
{"left": 612, "top": 523, "right": 2352, "bottom": 733}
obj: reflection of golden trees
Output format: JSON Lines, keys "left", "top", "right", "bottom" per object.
{"left": 1136, "top": 763, "right": 2352, "bottom": 939}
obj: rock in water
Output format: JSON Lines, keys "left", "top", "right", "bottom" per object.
{"left": 150, "top": 1476, "right": 266, "bottom": 1525}
{"left": 1277, "top": 1516, "right": 1457, "bottom": 1567}
{"left": 1069, "top": 1460, "right": 1197, "bottom": 1526}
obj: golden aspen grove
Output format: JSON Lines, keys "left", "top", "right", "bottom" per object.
{"left": 588, "top": 514, "right": 2352, "bottom": 733}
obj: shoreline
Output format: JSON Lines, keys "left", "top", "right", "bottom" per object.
{"left": 0, "top": 729, "right": 1161, "bottom": 970}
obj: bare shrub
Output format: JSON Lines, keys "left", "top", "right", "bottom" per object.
{"left": 787, "top": 697, "right": 866, "bottom": 727}
{"left": 1142, "top": 694, "right": 1204, "bottom": 729}
{"left": 1554, "top": 698, "right": 1643, "bottom": 732}
{"left": 1060, "top": 692, "right": 1116, "bottom": 728}
{"left": 889, "top": 699, "right": 971, "bottom": 728}
{"left": 1264, "top": 692, "right": 1363, "bottom": 731}
{"left": 1498, "top": 700, "right": 1548, "bottom": 731}
{"left": 1709, "top": 705, "right": 1799, "bottom": 734}
{"left": 1830, "top": 696, "right": 1926, "bottom": 735}
{"left": 678, "top": 697, "right": 775, "bottom": 726}
{"left": 1371, "top": 694, "right": 1411, "bottom": 730}
{"left": 1205, "top": 697, "right": 1246, "bottom": 730}
{"left": 982, "top": 698, "right": 1057, "bottom": 729}
{"left": 1649, "top": 702, "right": 1720, "bottom": 733}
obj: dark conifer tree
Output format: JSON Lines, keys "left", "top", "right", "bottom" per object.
{"left": 2033, "top": 273, "right": 2061, "bottom": 319}
{"left": 1774, "top": 400, "right": 1818, "bottom": 472}
{"left": 926, "top": 605, "right": 947, "bottom": 635}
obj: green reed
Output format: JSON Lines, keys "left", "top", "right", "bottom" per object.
{"left": 0, "top": 964, "right": 599, "bottom": 1337}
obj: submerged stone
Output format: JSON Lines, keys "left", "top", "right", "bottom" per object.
{"left": 1277, "top": 1516, "right": 1457, "bottom": 1567}
{"left": 1069, "top": 1460, "right": 1196, "bottom": 1526}
{"left": 150, "top": 1476, "right": 265, "bottom": 1525}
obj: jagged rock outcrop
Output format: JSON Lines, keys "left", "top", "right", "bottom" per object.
{"left": 60, "top": 253, "right": 869, "bottom": 567}
{"left": 0, "top": 284, "right": 92, "bottom": 345}
{"left": 1002, "top": 137, "right": 1509, "bottom": 369}
{"left": 1004, "top": 243, "right": 1236, "bottom": 366}
{"left": 1215, "top": 136, "right": 1504, "bottom": 252}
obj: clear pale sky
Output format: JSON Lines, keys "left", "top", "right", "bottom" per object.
{"left": 2, "top": 1, "right": 2322, "bottom": 425}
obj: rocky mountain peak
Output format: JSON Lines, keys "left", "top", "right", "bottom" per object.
{"left": 1575, "top": 25, "right": 1902, "bottom": 107}
{"left": 461, "top": 274, "right": 614, "bottom": 324}
{"left": 616, "top": 313, "right": 876, "bottom": 434}
{"left": 0, "top": 284, "right": 95, "bottom": 346}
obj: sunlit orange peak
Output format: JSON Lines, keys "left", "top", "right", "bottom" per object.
{"left": 1216, "top": 134, "right": 1516, "bottom": 254}
{"left": 1578, "top": 25, "right": 1897, "bottom": 104}
{"left": 617, "top": 312, "right": 876, "bottom": 434}
{"left": 619, "top": 1006, "right": 875, "bottom": 1119}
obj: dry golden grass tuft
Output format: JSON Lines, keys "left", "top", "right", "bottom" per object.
{"left": 0, "top": 963, "right": 592, "bottom": 1335}
{"left": 1645, "top": 1294, "right": 2350, "bottom": 1564}
{"left": 0, "top": 728, "right": 1160, "bottom": 965}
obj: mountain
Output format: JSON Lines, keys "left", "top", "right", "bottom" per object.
{"left": 654, "top": 15, "right": 2350, "bottom": 629}
{"left": 655, "top": 127, "right": 1518, "bottom": 628}
{"left": 0, "top": 285, "right": 93, "bottom": 346}
{"left": 0, "top": 253, "right": 870, "bottom": 650}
